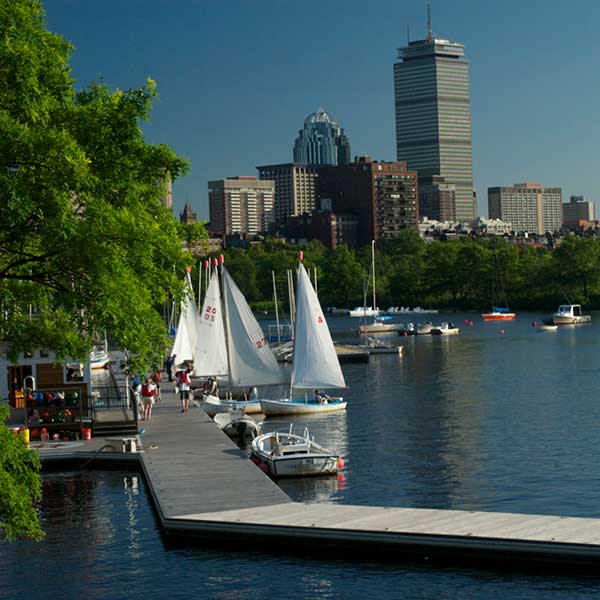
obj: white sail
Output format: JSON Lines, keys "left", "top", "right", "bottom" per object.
{"left": 291, "top": 263, "right": 346, "bottom": 389}
{"left": 222, "top": 267, "right": 287, "bottom": 387}
{"left": 171, "top": 274, "right": 198, "bottom": 363}
{"left": 194, "top": 270, "right": 228, "bottom": 377}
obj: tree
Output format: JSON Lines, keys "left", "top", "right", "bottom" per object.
{"left": 0, "top": 1, "right": 189, "bottom": 370}
{"left": 320, "top": 245, "right": 364, "bottom": 308}
{"left": 0, "top": 405, "right": 43, "bottom": 541}
{"left": 0, "top": 0, "right": 189, "bottom": 540}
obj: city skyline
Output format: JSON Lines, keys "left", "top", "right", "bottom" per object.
{"left": 45, "top": 1, "right": 600, "bottom": 221}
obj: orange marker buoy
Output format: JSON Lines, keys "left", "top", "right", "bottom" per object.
{"left": 499, "top": 329, "right": 505, "bottom": 335}
{"left": 337, "top": 457, "right": 345, "bottom": 469}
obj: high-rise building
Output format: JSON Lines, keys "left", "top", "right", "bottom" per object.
{"left": 488, "top": 183, "right": 562, "bottom": 234}
{"left": 293, "top": 108, "right": 351, "bottom": 166}
{"left": 419, "top": 175, "right": 456, "bottom": 222}
{"left": 394, "top": 18, "right": 475, "bottom": 221}
{"left": 318, "top": 156, "right": 419, "bottom": 247}
{"left": 563, "top": 195, "right": 595, "bottom": 227}
{"left": 208, "top": 177, "right": 275, "bottom": 236}
{"left": 256, "top": 163, "right": 319, "bottom": 223}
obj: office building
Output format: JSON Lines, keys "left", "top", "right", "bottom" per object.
{"left": 208, "top": 177, "right": 275, "bottom": 236}
{"left": 419, "top": 175, "right": 456, "bottom": 221}
{"left": 318, "top": 156, "right": 418, "bottom": 246}
{"left": 293, "top": 108, "right": 351, "bottom": 166}
{"left": 394, "top": 22, "right": 475, "bottom": 220}
{"left": 256, "top": 163, "right": 319, "bottom": 223}
{"left": 563, "top": 195, "right": 595, "bottom": 227}
{"left": 488, "top": 183, "right": 562, "bottom": 235}
{"left": 286, "top": 210, "right": 359, "bottom": 249}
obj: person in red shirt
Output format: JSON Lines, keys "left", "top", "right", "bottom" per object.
{"left": 151, "top": 369, "right": 162, "bottom": 402}
{"left": 141, "top": 378, "right": 156, "bottom": 421}
{"left": 175, "top": 364, "right": 193, "bottom": 412}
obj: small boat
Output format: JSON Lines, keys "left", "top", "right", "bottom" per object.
{"left": 387, "top": 306, "right": 439, "bottom": 314}
{"left": 251, "top": 425, "right": 340, "bottom": 478}
{"left": 89, "top": 336, "right": 110, "bottom": 370}
{"left": 358, "top": 316, "right": 403, "bottom": 334}
{"left": 482, "top": 307, "right": 516, "bottom": 321}
{"left": 214, "top": 407, "right": 260, "bottom": 441}
{"left": 431, "top": 322, "right": 460, "bottom": 335}
{"left": 260, "top": 396, "right": 346, "bottom": 416}
{"left": 264, "top": 254, "right": 347, "bottom": 416}
{"left": 397, "top": 322, "right": 416, "bottom": 336}
{"left": 416, "top": 322, "right": 434, "bottom": 335}
{"left": 552, "top": 304, "right": 591, "bottom": 325}
{"left": 538, "top": 324, "right": 558, "bottom": 332}
{"left": 357, "top": 337, "right": 403, "bottom": 355}
{"left": 202, "top": 393, "right": 263, "bottom": 417}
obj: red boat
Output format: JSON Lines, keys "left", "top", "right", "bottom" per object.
{"left": 482, "top": 311, "right": 516, "bottom": 321}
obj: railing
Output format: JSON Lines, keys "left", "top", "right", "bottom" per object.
{"left": 91, "top": 385, "right": 130, "bottom": 409}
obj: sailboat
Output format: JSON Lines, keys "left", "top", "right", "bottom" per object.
{"left": 359, "top": 241, "right": 403, "bottom": 334}
{"left": 171, "top": 269, "right": 200, "bottom": 365}
{"left": 259, "top": 253, "right": 347, "bottom": 416}
{"left": 195, "top": 257, "right": 287, "bottom": 417}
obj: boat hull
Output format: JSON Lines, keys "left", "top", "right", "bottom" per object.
{"left": 431, "top": 328, "right": 460, "bottom": 335}
{"left": 255, "top": 453, "right": 338, "bottom": 477}
{"left": 202, "top": 395, "right": 263, "bottom": 417}
{"left": 553, "top": 315, "right": 592, "bottom": 325}
{"left": 482, "top": 313, "right": 516, "bottom": 321}
{"left": 259, "top": 397, "right": 346, "bottom": 416}
{"left": 358, "top": 323, "right": 403, "bottom": 333}
{"left": 538, "top": 325, "right": 559, "bottom": 332}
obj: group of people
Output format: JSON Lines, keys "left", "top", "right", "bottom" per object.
{"left": 130, "top": 369, "right": 163, "bottom": 421}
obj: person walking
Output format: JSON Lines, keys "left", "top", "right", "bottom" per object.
{"left": 152, "top": 369, "right": 162, "bottom": 402}
{"left": 175, "top": 364, "right": 193, "bottom": 412}
{"left": 141, "top": 377, "right": 156, "bottom": 421}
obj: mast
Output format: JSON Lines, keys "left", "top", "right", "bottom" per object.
{"left": 272, "top": 270, "right": 281, "bottom": 345}
{"left": 289, "top": 251, "right": 303, "bottom": 394}
{"left": 371, "top": 240, "right": 376, "bottom": 316}
{"left": 313, "top": 267, "right": 318, "bottom": 295}
{"left": 218, "top": 255, "right": 233, "bottom": 392}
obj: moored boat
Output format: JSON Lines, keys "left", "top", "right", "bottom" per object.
{"left": 482, "top": 308, "right": 516, "bottom": 321}
{"left": 262, "top": 253, "right": 347, "bottom": 416}
{"left": 213, "top": 407, "right": 260, "bottom": 441}
{"left": 538, "top": 324, "right": 558, "bottom": 332}
{"left": 416, "top": 322, "right": 434, "bottom": 335}
{"left": 552, "top": 304, "right": 591, "bottom": 325}
{"left": 202, "top": 394, "right": 263, "bottom": 417}
{"left": 349, "top": 306, "right": 381, "bottom": 318}
{"left": 431, "top": 322, "right": 460, "bottom": 335}
{"left": 251, "top": 425, "right": 340, "bottom": 477}
{"left": 358, "top": 316, "right": 403, "bottom": 334}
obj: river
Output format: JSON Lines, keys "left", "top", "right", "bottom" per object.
{"left": 2, "top": 312, "right": 600, "bottom": 598}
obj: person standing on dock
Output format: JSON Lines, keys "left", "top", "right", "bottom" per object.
{"left": 152, "top": 369, "right": 162, "bottom": 402}
{"left": 165, "top": 354, "right": 176, "bottom": 382}
{"left": 141, "top": 378, "right": 156, "bottom": 421}
{"left": 175, "top": 364, "right": 192, "bottom": 412}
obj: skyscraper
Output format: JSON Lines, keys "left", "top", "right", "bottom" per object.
{"left": 293, "top": 108, "right": 351, "bottom": 166}
{"left": 394, "top": 16, "right": 475, "bottom": 221}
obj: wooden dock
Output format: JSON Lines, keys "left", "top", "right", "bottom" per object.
{"left": 34, "top": 383, "right": 600, "bottom": 570}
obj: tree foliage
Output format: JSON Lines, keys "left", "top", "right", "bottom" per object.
{"left": 0, "top": 405, "right": 43, "bottom": 541}
{"left": 0, "top": 0, "right": 189, "bottom": 370}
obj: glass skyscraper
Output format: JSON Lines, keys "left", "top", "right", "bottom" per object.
{"left": 394, "top": 35, "right": 475, "bottom": 220}
{"left": 293, "top": 108, "right": 351, "bottom": 166}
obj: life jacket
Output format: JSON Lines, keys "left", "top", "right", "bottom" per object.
{"left": 178, "top": 371, "right": 191, "bottom": 385}
{"left": 141, "top": 383, "right": 154, "bottom": 397}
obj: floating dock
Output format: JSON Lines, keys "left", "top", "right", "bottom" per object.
{"left": 34, "top": 385, "right": 600, "bottom": 571}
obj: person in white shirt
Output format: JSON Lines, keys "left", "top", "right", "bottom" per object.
{"left": 175, "top": 364, "right": 193, "bottom": 412}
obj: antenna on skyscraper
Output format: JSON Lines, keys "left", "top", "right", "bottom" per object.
{"left": 407, "top": 24, "right": 410, "bottom": 43}
{"left": 427, "top": 3, "right": 433, "bottom": 40}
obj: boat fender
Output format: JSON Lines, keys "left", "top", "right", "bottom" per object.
{"left": 337, "top": 457, "right": 345, "bottom": 469}
{"left": 469, "top": 321, "right": 474, "bottom": 327}
{"left": 531, "top": 321, "right": 536, "bottom": 327}
{"left": 499, "top": 329, "right": 505, "bottom": 335}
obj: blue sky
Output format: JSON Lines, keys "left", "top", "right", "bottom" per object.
{"left": 45, "top": 0, "right": 600, "bottom": 220}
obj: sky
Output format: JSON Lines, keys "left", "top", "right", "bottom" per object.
{"left": 45, "top": 0, "right": 600, "bottom": 220}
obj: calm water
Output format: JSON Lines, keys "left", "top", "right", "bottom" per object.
{"left": 3, "top": 312, "right": 600, "bottom": 599}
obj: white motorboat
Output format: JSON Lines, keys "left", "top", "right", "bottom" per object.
{"left": 416, "top": 322, "right": 434, "bottom": 335}
{"left": 349, "top": 306, "right": 381, "bottom": 318}
{"left": 552, "top": 304, "right": 591, "bottom": 325}
{"left": 251, "top": 425, "right": 340, "bottom": 478}
{"left": 261, "top": 254, "right": 347, "bottom": 417}
{"left": 397, "top": 322, "right": 416, "bottom": 336}
{"left": 431, "top": 322, "right": 460, "bottom": 335}
{"left": 213, "top": 407, "right": 260, "bottom": 441}
{"left": 89, "top": 336, "right": 110, "bottom": 370}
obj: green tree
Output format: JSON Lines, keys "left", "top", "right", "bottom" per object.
{"left": 552, "top": 236, "right": 600, "bottom": 303}
{"left": 0, "top": 405, "right": 43, "bottom": 541}
{"left": 320, "top": 245, "right": 364, "bottom": 308}
{"left": 0, "top": 0, "right": 189, "bottom": 540}
{"left": 0, "top": 1, "right": 188, "bottom": 370}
